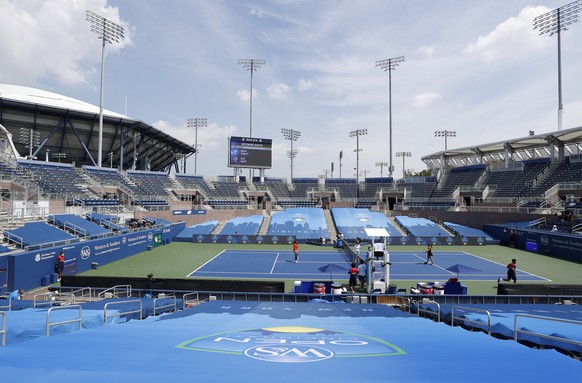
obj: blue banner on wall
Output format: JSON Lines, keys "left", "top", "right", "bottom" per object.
{"left": 173, "top": 210, "right": 206, "bottom": 215}
{"left": 6, "top": 222, "right": 185, "bottom": 292}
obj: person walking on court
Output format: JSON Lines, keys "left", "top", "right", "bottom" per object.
{"left": 348, "top": 262, "right": 359, "bottom": 293}
{"left": 357, "top": 259, "right": 367, "bottom": 291}
{"left": 293, "top": 240, "right": 299, "bottom": 263}
{"left": 54, "top": 251, "right": 65, "bottom": 281}
{"left": 424, "top": 244, "right": 434, "bottom": 265}
{"left": 498, "top": 258, "right": 517, "bottom": 283}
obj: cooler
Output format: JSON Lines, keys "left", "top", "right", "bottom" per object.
{"left": 313, "top": 283, "right": 326, "bottom": 294}
{"left": 417, "top": 282, "right": 433, "bottom": 294}
{"left": 331, "top": 282, "right": 342, "bottom": 294}
{"left": 373, "top": 281, "right": 386, "bottom": 293}
{"left": 432, "top": 284, "right": 445, "bottom": 295}
{"left": 294, "top": 281, "right": 301, "bottom": 293}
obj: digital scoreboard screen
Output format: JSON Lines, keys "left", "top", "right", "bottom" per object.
{"left": 228, "top": 136, "right": 272, "bottom": 169}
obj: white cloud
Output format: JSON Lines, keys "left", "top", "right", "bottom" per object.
{"left": 416, "top": 46, "right": 434, "bottom": 57}
{"left": 268, "top": 82, "right": 291, "bottom": 99}
{"left": 462, "top": 6, "right": 549, "bottom": 62}
{"left": 237, "top": 89, "right": 260, "bottom": 102}
{"left": 413, "top": 92, "right": 442, "bottom": 108}
{"left": 297, "top": 78, "right": 314, "bottom": 91}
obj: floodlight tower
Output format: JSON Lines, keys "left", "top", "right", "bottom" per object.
{"left": 238, "top": 59, "right": 266, "bottom": 139}
{"left": 375, "top": 162, "right": 389, "bottom": 178}
{"left": 281, "top": 128, "right": 301, "bottom": 180}
{"left": 339, "top": 150, "right": 343, "bottom": 178}
{"left": 395, "top": 152, "right": 411, "bottom": 179}
{"left": 349, "top": 129, "right": 368, "bottom": 199}
{"left": 533, "top": 0, "right": 581, "bottom": 131}
{"left": 434, "top": 130, "right": 456, "bottom": 150}
{"left": 187, "top": 118, "right": 207, "bottom": 174}
{"left": 376, "top": 56, "right": 405, "bottom": 177}
{"left": 86, "top": 10, "right": 124, "bottom": 167}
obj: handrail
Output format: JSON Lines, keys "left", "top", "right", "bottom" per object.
{"left": 514, "top": 314, "right": 582, "bottom": 346}
{"left": 182, "top": 292, "right": 200, "bottom": 309}
{"left": 416, "top": 299, "right": 441, "bottom": 322}
{"left": 97, "top": 285, "right": 132, "bottom": 299}
{"left": 153, "top": 294, "right": 177, "bottom": 316}
{"left": 33, "top": 292, "right": 74, "bottom": 308}
{"left": 103, "top": 299, "right": 143, "bottom": 326}
{"left": 46, "top": 304, "right": 82, "bottom": 336}
{"left": 71, "top": 287, "right": 92, "bottom": 303}
{"left": 0, "top": 311, "right": 5, "bottom": 346}
{"left": 0, "top": 298, "right": 11, "bottom": 311}
{"left": 451, "top": 305, "right": 491, "bottom": 335}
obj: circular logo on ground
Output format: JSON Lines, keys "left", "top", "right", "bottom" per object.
{"left": 176, "top": 325, "right": 405, "bottom": 363}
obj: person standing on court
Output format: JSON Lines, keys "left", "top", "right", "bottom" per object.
{"left": 293, "top": 240, "right": 299, "bottom": 263}
{"left": 424, "top": 244, "right": 434, "bottom": 265}
{"left": 348, "top": 262, "right": 359, "bottom": 293}
{"left": 357, "top": 259, "right": 367, "bottom": 291}
{"left": 55, "top": 251, "right": 65, "bottom": 281}
{"left": 498, "top": 259, "right": 517, "bottom": 283}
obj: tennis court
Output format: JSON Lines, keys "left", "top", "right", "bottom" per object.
{"left": 188, "top": 249, "right": 547, "bottom": 282}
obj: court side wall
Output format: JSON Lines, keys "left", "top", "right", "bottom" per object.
{"left": 6, "top": 223, "right": 185, "bottom": 292}
{"left": 484, "top": 224, "right": 582, "bottom": 263}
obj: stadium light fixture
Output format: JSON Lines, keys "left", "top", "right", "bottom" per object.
{"left": 435, "top": 130, "right": 456, "bottom": 150}
{"left": 376, "top": 56, "right": 405, "bottom": 177}
{"left": 187, "top": 118, "right": 207, "bottom": 174}
{"left": 349, "top": 129, "right": 368, "bottom": 198}
{"left": 238, "top": 59, "right": 266, "bottom": 180}
{"left": 395, "top": 152, "right": 411, "bottom": 179}
{"left": 533, "top": 0, "right": 581, "bottom": 131}
{"left": 375, "top": 161, "right": 389, "bottom": 178}
{"left": 339, "top": 150, "right": 344, "bottom": 178}
{"left": 238, "top": 59, "right": 266, "bottom": 139}
{"left": 86, "top": 10, "right": 124, "bottom": 168}
{"left": 281, "top": 128, "right": 301, "bottom": 180}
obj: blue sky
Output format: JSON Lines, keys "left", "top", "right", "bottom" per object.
{"left": 0, "top": 0, "right": 580, "bottom": 179}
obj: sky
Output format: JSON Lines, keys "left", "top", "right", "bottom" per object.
{"left": 0, "top": 0, "right": 581, "bottom": 180}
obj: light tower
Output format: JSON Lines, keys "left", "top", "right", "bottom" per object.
{"left": 281, "top": 128, "right": 301, "bottom": 180}
{"left": 434, "top": 130, "right": 456, "bottom": 150}
{"left": 187, "top": 118, "right": 207, "bottom": 174}
{"left": 86, "top": 10, "right": 124, "bottom": 167}
{"left": 375, "top": 162, "right": 389, "bottom": 178}
{"left": 349, "top": 129, "right": 368, "bottom": 199}
{"left": 395, "top": 152, "right": 411, "bottom": 179}
{"left": 533, "top": 0, "right": 581, "bottom": 131}
{"left": 376, "top": 56, "right": 405, "bottom": 177}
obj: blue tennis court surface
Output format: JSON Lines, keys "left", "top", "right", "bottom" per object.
{"left": 189, "top": 250, "right": 547, "bottom": 281}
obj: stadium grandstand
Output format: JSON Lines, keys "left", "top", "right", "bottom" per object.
{"left": 1, "top": 85, "right": 581, "bottom": 376}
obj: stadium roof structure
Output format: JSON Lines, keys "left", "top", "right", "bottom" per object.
{"left": 0, "top": 84, "right": 195, "bottom": 172}
{"left": 421, "top": 126, "right": 582, "bottom": 170}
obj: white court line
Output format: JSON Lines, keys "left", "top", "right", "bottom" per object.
{"left": 187, "top": 248, "right": 227, "bottom": 276}
{"left": 270, "top": 252, "right": 280, "bottom": 274}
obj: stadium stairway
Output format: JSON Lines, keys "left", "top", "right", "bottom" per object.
{"left": 323, "top": 209, "right": 337, "bottom": 241}
{"left": 257, "top": 210, "right": 271, "bottom": 236}
{"left": 388, "top": 216, "right": 409, "bottom": 237}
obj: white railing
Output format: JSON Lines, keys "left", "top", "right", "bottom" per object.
{"left": 514, "top": 314, "right": 582, "bottom": 347}
{"left": 46, "top": 305, "right": 83, "bottom": 336}
{"left": 103, "top": 299, "right": 143, "bottom": 326}
{"left": 451, "top": 305, "right": 492, "bottom": 336}
{"left": 97, "top": 285, "right": 132, "bottom": 300}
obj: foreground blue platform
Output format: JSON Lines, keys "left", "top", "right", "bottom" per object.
{"left": 0, "top": 301, "right": 579, "bottom": 382}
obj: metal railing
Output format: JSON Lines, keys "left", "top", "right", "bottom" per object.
{"left": 415, "top": 299, "right": 441, "bottom": 322}
{"left": 153, "top": 294, "right": 177, "bottom": 316}
{"left": 97, "top": 285, "right": 132, "bottom": 300}
{"left": 33, "top": 292, "right": 74, "bottom": 308}
{"left": 451, "top": 305, "right": 492, "bottom": 336}
{"left": 0, "top": 311, "right": 5, "bottom": 346}
{"left": 103, "top": 299, "right": 143, "bottom": 326}
{"left": 514, "top": 314, "right": 582, "bottom": 347}
{"left": 46, "top": 305, "right": 82, "bottom": 336}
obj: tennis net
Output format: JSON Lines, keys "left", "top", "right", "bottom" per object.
{"left": 342, "top": 242, "right": 366, "bottom": 265}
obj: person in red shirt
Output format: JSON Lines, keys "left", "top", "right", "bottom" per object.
{"left": 498, "top": 258, "right": 517, "bottom": 283}
{"left": 54, "top": 251, "right": 65, "bottom": 281}
{"left": 348, "top": 262, "right": 358, "bottom": 293}
{"left": 293, "top": 240, "right": 299, "bottom": 263}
